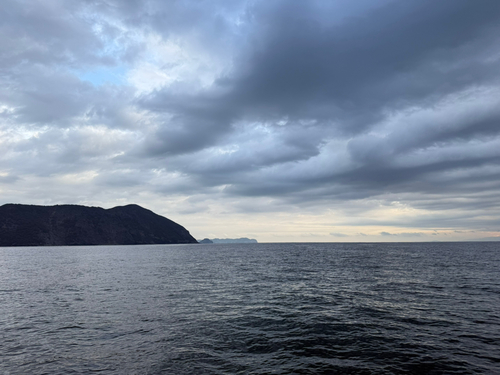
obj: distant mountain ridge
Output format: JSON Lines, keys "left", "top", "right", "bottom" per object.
{"left": 211, "top": 238, "right": 258, "bottom": 244}
{"left": 0, "top": 203, "right": 197, "bottom": 246}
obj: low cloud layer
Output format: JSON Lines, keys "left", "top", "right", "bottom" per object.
{"left": 1, "top": 0, "right": 500, "bottom": 241}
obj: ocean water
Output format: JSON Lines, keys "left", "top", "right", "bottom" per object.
{"left": 0, "top": 242, "right": 499, "bottom": 374}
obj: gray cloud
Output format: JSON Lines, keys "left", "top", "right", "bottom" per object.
{"left": 133, "top": 0, "right": 500, "bottom": 194}
{"left": 380, "top": 232, "right": 424, "bottom": 237}
{"left": 330, "top": 232, "right": 349, "bottom": 238}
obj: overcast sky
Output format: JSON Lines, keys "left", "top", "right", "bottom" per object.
{"left": 1, "top": 0, "right": 500, "bottom": 242}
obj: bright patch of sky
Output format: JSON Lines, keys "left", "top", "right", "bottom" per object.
{"left": 78, "top": 65, "right": 128, "bottom": 86}
{"left": 127, "top": 34, "right": 229, "bottom": 94}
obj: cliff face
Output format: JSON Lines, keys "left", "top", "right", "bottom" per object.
{"left": 0, "top": 204, "right": 198, "bottom": 246}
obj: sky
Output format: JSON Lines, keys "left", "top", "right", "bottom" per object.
{"left": 1, "top": 0, "right": 500, "bottom": 242}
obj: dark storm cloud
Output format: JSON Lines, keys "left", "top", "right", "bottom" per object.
{"left": 227, "top": 0, "right": 500, "bottom": 122}
{"left": 137, "top": 90, "right": 237, "bottom": 156}
{"left": 137, "top": 0, "right": 500, "bottom": 174}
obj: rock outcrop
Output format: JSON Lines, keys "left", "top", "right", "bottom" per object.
{"left": 0, "top": 203, "right": 197, "bottom": 246}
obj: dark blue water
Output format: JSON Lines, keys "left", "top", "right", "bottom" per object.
{"left": 0, "top": 242, "right": 499, "bottom": 374}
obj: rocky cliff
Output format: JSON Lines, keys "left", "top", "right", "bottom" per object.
{"left": 0, "top": 204, "right": 197, "bottom": 246}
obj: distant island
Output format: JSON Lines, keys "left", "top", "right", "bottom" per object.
{"left": 200, "top": 238, "right": 258, "bottom": 244}
{"left": 0, "top": 203, "right": 197, "bottom": 246}
{"left": 198, "top": 238, "right": 214, "bottom": 244}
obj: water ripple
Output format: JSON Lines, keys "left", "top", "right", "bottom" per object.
{"left": 0, "top": 242, "right": 499, "bottom": 374}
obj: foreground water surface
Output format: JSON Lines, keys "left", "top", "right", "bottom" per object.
{"left": 0, "top": 242, "right": 499, "bottom": 374}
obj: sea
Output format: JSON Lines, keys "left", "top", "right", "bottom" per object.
{"left": 0, "top": 242, "right": 499, "bottom": 374}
